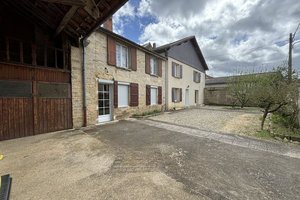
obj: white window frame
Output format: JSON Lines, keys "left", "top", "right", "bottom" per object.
{"left": 174, "top": 63, "right": 181, "bottom": 78}
{"left": 116, "top": 43, "right": 129, "bottom": 69}
{"left": 118, "top": 82, "right": 129, "bottom": 108}
{"left": 150, "top": 86, "right": 158, "bottom": 105}
{"left": 150, "top": 57, "right": 158, "bottom": 75}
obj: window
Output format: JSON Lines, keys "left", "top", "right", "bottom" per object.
{"left": 172, "top": 62, "right": 182, "bottom": 78}
{"left": 151, "top": 87, "right": 157, "bottom": 105}
{"left": 37, "top": 83, "right": 69, "bottom": 98}
{"left": 0, "top": 80, "right": 32, "bottom": 97}
{"left": 116, "top": 43, "right": 129, "bottom": 69}
{"left": 118, "top": 83, "right": 129, "bottom": 107}
{"left": 194, "top": 71, "right": 201, "bottom": 83}
{"left": 150, "top": 57, "right": 158, "bottom": 75}
{"left": 173, "top": 88, "right": 180, "bottom": 102}
{"left": 9, "top": 39, "right": 20, "bottom": 62}
{"left": 98, "top": 84, "right": 110, "bottom": 116}
{"left": 195, "top": 90, "right": 199, "bottom": 104}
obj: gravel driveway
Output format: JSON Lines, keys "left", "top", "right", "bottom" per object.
{"left": 149, "top": 106, "right": 262, "bottom": 135}
{"left": 1, "top": 120, "right": 300, "bottom": 199}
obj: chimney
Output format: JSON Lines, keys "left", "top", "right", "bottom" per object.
{"left": 153, "top": 43, "right": 156, "bottom": 49}
{"left": 103, "top": 16, "right": 113, "bottom": 31}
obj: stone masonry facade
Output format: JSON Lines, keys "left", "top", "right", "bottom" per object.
{"left": 71, "top": 31, "right": 165, "bottom": 127}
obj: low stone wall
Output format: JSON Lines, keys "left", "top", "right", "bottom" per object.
{"left": 204, "top": 87, "right": 235, "bottom": 105}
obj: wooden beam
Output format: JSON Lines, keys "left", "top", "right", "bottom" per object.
{"left": 102, "top": 0, "right": 111, "bottom": 9}
{"left": 84, "top": 0, "right": 100, "bottom": 20}
{"left": 55, "top": 6, "right": 79, "bottom": 36}
{"left": 96, "top": 0, "right": 110, "bottom": 9}
{"left": 42, "top": 0, "right": 87, "bottom": 7}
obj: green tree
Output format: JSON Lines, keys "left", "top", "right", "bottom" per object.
{"left": 251, "top": 67, "right": 299, "bottom": 130}
{"left": 227, "top": 73, "right": 256, "bottom": 108}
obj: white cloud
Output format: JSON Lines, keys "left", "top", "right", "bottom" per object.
{"left": 137, "top": 0, "right": 300, "bottom": 77}
{"left": 113, "top": 2, "right": 135, "bottom": 35}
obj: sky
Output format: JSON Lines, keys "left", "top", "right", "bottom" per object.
{"left": 113, "top": 0, "right": 300, "bottom": 77}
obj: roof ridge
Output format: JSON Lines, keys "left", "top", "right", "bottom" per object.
{"left": 154, "top": 36, "right": 195, "bottom": 50}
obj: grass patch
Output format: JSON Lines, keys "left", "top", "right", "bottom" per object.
{"left": 254, "top": 130, "right": 274, "bottom": 140}
{"left": 131, "top": 110, "right": 160, "bottom": 118}
{"left": 271, "top": 114, "right": 300, "bottom": 137}
{"left": 272, "top": 126, "right": 300, "bottom": 137}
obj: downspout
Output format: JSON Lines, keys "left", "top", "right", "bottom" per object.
{"left": 82, "top": 39, "right": 90, "bottom": 127}
{"left": 165, "top": 50, "right": 169, "bottom": 110}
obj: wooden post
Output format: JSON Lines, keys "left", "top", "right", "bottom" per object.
{"left": 20, "top": 41, "right": 24, "bottom": 63}
{"left": 32, "top": 76, "right": 38, "bottom": 135}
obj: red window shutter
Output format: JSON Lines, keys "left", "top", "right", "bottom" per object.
{"left": 172, "top": 62, "right": 175, "bottom": 77}
{"left": 107, "top": 36, "right": 116, "bottom": 66}
{"left": 172, "top": 88, "right": 175, "bottom": 102}
{"left": 146, "top": 85, "right": 151, "bottom": 105}
{"left": 114, "top": 81, "right": 118, "bottom": 108}
{"left": 179, "top": 88, "right": 182, "bottom": 102}
{"left": 158, "top": 59, "right": 162, "bottom": 77}
{"left": 130, "top": 47, "right": 137, "bottom": 71}
{"left": 180, "top": 65, "right": 183, "bottom": 78}
{"left": 145, "top": 54, "right": 150, "bottom": 74}
{"left": 158, "top": 86, "right": 162, "bottom": 104}
{"left": 130, "top": 83, "right": 139, "bottom": 106}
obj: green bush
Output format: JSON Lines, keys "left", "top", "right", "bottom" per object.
{"left": 153, "top": 109, "right": 159, "bottom": 114}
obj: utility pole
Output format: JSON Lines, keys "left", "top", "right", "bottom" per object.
{"left": 288, "top": 23, "right": 300, "bottom": 83}
{"left": 288, "top": 33, "right": 292, "bottom": 83}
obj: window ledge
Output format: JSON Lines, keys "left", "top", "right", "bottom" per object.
{"left": 150, "top": 74, "right": 159, "bottom": 78}
{"left": 172, "top": 76, "right": 182, "bottom": 79}
{"left": 117, "top": 106, "right": 129, "bottom": 108}
{"left": 173, "top": 101, "right": 182, "bottom": 103}
{"left": 115, "top": 66, "right": 132, "bottom": 71}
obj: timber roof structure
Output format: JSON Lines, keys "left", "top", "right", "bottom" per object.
{"left": 2, "top": 0, "right": 128, "bottom": 41}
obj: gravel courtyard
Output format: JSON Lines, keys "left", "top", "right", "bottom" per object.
{"left": 1, "top": 119, "right": 300, "bottom": 199}
{"left": 150, "top": 106, "right": 263, "bottom": 136}
{"left": 1, "top": 120, "right": 300, "bottom": 200}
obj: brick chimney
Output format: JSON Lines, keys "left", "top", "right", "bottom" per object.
{"left": 103, "top": 16, "right": 113, "bottom": 31}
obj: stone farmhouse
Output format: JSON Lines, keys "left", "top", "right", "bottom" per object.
{"left": 71, "top": 18, "right": 166, "bottom": 126}
{"left": 154, "top": 37, "right": 209, "bottom": 110}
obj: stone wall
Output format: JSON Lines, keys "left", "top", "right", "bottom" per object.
{"left": 204, "top": 87, "right": 235, "bottom": 105}
{"left": 71, "top": 31, "right": 165, "bottom": 127}
{"left": 71, "top": 46, "right": 84, "bottom": 128}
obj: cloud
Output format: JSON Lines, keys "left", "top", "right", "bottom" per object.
{"left": 113, "top": 2, "right": 135, "bottom": 35}
{"left": 136, "top": 0, "right": 300, "bottom": 77}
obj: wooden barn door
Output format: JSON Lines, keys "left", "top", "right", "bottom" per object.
{"left": 0, "top": 63, "right": 72, "bottom": 141}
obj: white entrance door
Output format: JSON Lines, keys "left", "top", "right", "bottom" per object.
{"left": 185, "top": 89, "right": 189, "bottom": 107}
{"left": 98, "top": 83, "right": 112, "bottom": 123}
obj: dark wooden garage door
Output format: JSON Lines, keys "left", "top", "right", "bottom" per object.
{"left": 0, "top": 63, "right": 72, "bottom": 141}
